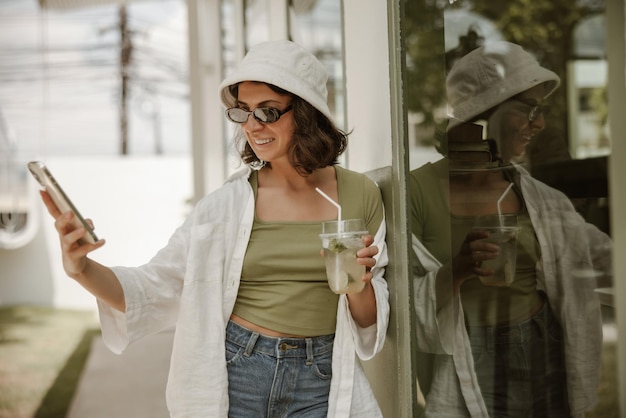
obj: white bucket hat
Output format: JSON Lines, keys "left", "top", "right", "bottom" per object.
{"left": 218, "top": 40, "right": 334, "bottom": 124}
{"left": 446, "top": 41, "right": 560, "bottom": 129}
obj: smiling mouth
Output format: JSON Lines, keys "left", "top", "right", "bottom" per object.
{"left": 254, "top": 138, "right": 274, "bottom": 145}
{"left": 520, "top": 133, "right": 533, "bottom": 143}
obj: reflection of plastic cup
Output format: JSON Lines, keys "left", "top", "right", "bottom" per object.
{"left": 320, "top": 219, "right": 368, "bottom": 294}
{"left": 472, "top": 214, "right": 520, "bottom": 286}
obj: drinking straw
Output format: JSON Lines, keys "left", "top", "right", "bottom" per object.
{"left": 315, "top": 187, "right": 342, "bottom": 231}
{"left": 497, "top": 182, "right": 514, "bottom": 228}
{"left": 316, "top": 187, "right": 346, "bottom": 292}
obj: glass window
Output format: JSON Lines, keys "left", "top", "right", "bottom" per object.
{"left": 406, "top": 0, "right": 616, "bottom": 415}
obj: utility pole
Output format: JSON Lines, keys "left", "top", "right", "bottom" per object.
{"left": 119, "top": 5, "right": 131, "bottom": 155}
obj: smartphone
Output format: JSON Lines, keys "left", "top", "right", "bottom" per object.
{"left": 27, "top": 161, "right": 99, "bottom": 245}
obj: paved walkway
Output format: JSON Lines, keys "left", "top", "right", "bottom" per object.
{"left": 67, "top": 329, "right": 174, "bottom": 418}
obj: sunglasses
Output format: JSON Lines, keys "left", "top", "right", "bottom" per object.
{"left": 225, "top": 106, "right": 293, "bottom": 124}
{"left": 511, "top": 99, "right": 550, "bottom": 122}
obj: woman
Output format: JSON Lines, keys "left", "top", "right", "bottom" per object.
{"left": 410, "top": 41, "right": 612, "bottom": 417}
{"left": 41, "top": 40, "right": 389, "bottom": 417}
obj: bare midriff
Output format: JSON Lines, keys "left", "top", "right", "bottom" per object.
{"left": 229, "top": 314, "right": 308, "bottom": 338}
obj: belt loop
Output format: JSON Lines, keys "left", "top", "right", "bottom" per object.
{"left": 244, "top": 332, "right": 260, "bottom": 357}
{"left": 305, "top": 338, "right": 313, "bottom": 365}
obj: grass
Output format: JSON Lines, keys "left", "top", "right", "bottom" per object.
{"left": 0, "top": 306, "right": 99, "bottom": 418}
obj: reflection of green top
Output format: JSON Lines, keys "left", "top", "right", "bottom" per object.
{"left": 455, "top": 214, "right": 542, "bottom": 325}
{"left": 233, "top": 166, "right": 384, "bottom": 336}
{"left": 409, "top": 159, "right": 542, "bottom": 326}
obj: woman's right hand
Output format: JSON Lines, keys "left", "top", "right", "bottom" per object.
{"left": 39, "top": 190, "right": 125, "bottom": 312}
{"left": 40, "top": 190, "right": 105, "bottom": 279}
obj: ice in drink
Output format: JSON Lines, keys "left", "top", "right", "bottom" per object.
{"left": 323, "top": 236, "right": 366, "bottom": 294}
{"left": 320, "top": 219, "right": 368, "bottom": 294}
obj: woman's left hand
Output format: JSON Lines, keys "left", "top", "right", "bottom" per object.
{"left": 357, "top": 234, "right": 378, "bottom": 283}
{"left": 344, "top": 234, "right": 378, "bottom": 327}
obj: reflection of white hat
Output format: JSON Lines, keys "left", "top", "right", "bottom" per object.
{"left": 446, "top": 41, "right": 560, "bottom": 129}
{"left": 218, "top": 40, "right": 334, "bottom": 124}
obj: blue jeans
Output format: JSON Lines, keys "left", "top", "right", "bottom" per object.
{"left": 468, "top": 303, "right": 570, "bottom": 417}
{"left": 225, "top": 320, "right": 334, "bottom": 418}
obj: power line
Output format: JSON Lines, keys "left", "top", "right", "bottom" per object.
{"left": 0, "top": 0, "right": 190, "bottom": 156}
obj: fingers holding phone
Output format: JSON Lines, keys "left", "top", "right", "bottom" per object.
{"left": 57, "top": 210, "right": 105, "bottom": 275}
{"left": 29, "top": 161, "right": 105, "bottom": 276}
{"left": 43, "top": 190, "right": 102, "bottom": 243}
{"left": 28, "top": 161, "right": 100, "bottom": 245}
{"left": 38, "top": 184, "right": 104, "bottom": 279}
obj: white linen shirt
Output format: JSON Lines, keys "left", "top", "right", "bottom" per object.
{"left": 412, "top": 164, "right": 612, "bottom": 418}
{"left": 97, "top": 167, "right": 390, "bottom": 418}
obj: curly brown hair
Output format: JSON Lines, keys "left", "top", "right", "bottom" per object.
{"left": 229, "top": 82, "right": 348, "bottom": 176}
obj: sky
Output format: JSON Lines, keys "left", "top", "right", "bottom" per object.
{"left": 0, "top": 0, "right": 190, "bottom": 161}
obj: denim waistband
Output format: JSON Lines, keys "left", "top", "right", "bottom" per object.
{"left": 467, "top": 302, "right": 558, "bottom": 346}
{"left": 226, "top": 320, "right": 335, "bottom": 360}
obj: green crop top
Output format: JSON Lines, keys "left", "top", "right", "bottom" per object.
{"left": 232, "top": 166, "right": 384, "bottom": 336}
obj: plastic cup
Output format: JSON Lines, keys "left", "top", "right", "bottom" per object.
{"left": 472, "top": 214, "right": 520, "bottom": 286}
{"left": 319, "top": 219, "right": 368, "bottom": 294}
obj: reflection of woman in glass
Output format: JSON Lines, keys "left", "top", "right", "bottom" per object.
{"left": 410, "top": 42, "right": 612, "bottom": 417}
